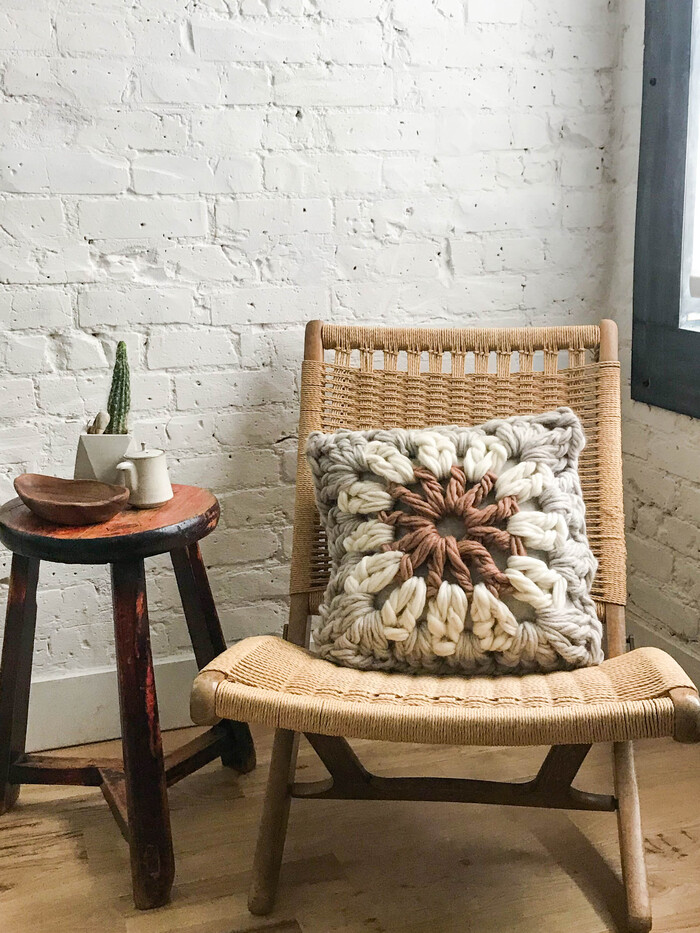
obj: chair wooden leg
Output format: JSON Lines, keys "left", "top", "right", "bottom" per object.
{"left": 248, "top": 729, "right": 298, "bottom": 916}
{"left": 0, "top": 555, "right": 39, "bottom": 814}
{"left": 614, "top": 741, "right": 652, "bottom": 933}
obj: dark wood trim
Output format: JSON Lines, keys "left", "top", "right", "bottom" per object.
{"left": 0, "top": 554, "right": 40, "bottom": 814}
{"left": 632, "top": 0, "right": 700, "bottom": 417}
{"left": 112, "top": 559, "right": 174, "bottom": 910}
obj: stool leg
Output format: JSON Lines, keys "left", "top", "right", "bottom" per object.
{"left": 171, "top": 544, "right": 255, "bottom": 773}
{"left": 0, "top": 555, "right": 39, "bottom": 814}
{"left": 112, "top": 559, "right": 174, "bottom": 910}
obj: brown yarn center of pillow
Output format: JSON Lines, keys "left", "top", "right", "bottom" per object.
{"left": 379, "top": 466, "right": 526, "bottom": 600}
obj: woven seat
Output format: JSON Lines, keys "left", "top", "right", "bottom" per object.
{"left": 192, "top": 321, "right": 700, "bottom": 929}
{"left": 193, "top": 637, "right": 695, "bottom": 747}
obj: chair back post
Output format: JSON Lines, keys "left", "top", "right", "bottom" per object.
{"left": 286, "top": 321, "right": 324, "bottom": 647}
{"left": 598, "top": 319, "right": 627, "bottom": 658}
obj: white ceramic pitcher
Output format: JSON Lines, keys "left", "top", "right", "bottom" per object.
{"left": 116, "top": 444, "right": 173, "bottom": 509}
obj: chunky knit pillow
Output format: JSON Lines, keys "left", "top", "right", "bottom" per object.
{"left": 306, "top": 408, "right": 602, "bottom": 676}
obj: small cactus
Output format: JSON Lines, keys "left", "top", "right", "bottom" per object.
{"left": 105, "top": 341, "right": 131, "bottom": 435}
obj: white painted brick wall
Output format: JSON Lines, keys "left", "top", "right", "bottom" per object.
{"left": 2, "top": 0, "right": 677, "bottom": 690}
{"left": 610, "top": 0, "right": 700, "bottom": 664}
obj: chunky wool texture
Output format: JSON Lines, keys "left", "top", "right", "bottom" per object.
{"left": 307, "top": 408, "right": 602, "bottom": 676}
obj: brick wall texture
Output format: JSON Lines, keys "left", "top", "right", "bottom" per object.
{"left": 2, "top": 0, "right": 695, "bottom": 679}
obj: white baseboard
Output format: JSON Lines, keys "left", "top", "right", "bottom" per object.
{"left": 26, "top": 654, "right": 199, "bottom": 752}
{"left": 626, "top": 616, "right": 700, "bottom": 689}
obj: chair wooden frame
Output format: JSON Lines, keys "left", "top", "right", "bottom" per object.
{"left": 242, "top": 320, "right": 699, "bottom": 932}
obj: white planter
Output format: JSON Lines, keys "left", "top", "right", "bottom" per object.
{"left": 74, "top": 434, "right": 136, "bottom": 485}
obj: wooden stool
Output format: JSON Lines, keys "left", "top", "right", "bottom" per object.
{"left": 0, "top": 484, "right": 255, "bottom": 909}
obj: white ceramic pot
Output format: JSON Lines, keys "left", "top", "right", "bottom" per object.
{"left": 74, "top": 434, "right": 136, "bottom": 485}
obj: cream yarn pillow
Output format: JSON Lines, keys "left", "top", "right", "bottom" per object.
{"left": 306, "top": 408, "right": 602, "bottom": 676}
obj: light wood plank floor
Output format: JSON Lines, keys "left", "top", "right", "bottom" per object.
{"left": 0, "top": 725, "right": 698, "bottom": 932}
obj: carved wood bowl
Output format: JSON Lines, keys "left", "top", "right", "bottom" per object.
{"left": 13, "top": 474, "right": 130, "bottom": 526}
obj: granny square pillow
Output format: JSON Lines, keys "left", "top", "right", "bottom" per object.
{"left": 306, "top": 408, "right": 602, "bottom": 676}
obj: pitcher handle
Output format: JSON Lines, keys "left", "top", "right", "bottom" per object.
{"left": 116, "top": 460, "right": 138, "bottom": 493}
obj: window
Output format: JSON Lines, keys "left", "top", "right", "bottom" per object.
{"left": 633, "top": 0, "right": 700, "bottom": 417}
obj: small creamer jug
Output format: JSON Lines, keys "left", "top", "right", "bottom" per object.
{"left": 116, "top": 444, "right": 173, "bottom": 509}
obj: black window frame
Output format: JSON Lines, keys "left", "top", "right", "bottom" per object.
{"left": 632, "top": 0, "right": 700, "bottom": 418}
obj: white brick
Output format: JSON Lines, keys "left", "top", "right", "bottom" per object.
{"left": 0, "top": 288, "right": 72, "bottom": 330}
{"left": 335, "top": 241, "right": 444, "bottom": 280}
{"left": 48, "top": 153, "right": 129, "bottom": 195}
{"left": 190, "top": 110, "right": 264, "bottom": 152}
{"left": 561, "top": 150, "right": 606, "bottom": 187}
{"left": 139, "top": 64, "right": 222, "bottom": 105}
{"left": 562, "top": 189, "right": 609, "bottom": 228}
{"left": 132, "top": 18, "right": 182, "bottom": 59}
{"left": 132, "top": 155, "right": 261, "bottom": 195}
{"left": 147, "top": 329, "right": 234, "bottom": 369}
{"left": 161, "top": 244, "right": 254, "bottom": 282}
{"left": 164, "top": 413, "right": 217, "bottom": 451}
{"left": 264, "top": 153, "right": 382, "bottom": 195}
{"left": 56, "top": 13, "right": 133, "bottom": 56}
{"left": 76, "top": 111, "right": 187, "bottom": 150}
{"left": 214, "top": 410, "right": 298, "bottom": 449}
{"left": 0, "top": 150, "right": 49, "bottom": 192}
{"left": 79, "top": 288, "right": 195, "bottom": 326}
{"left": 211, "top": 286, "right": 328, "bottom": 325}
{"left": 220, "top": 67, "right": 272, "bottom": 105}
{"left": 418, "top": 69, "right": 511, "bottom": 109}
{"left": 4, "top": 335, "right": 51, "bottom": 374}
{"left": 200, "top": 528, "right": 278, "bottom": 566}
{"left": 317, "top": 0, "right": 383, "bottom": 18}
{"left": 192, "top": 20, "right": 382, "bottom": 65}
{"left": 0, "top": 377, "right": 36, "bottom": 417}
{"left": 0, "top": 240, "right": 96, "bottom": 285}
{"left": 262, "top": 108, "right": 327, "bottom": 151}
{"left": 129, "top": 372, "right": 171, "bottom": 411}
{"left": 215, "top": 198, "right": 332, "bottom": 236}
{"left": 54, "top": 60, "right": 130, "bottom": 106}
{"left": 240, "top": 0, "right": 303, "bottom": 13}
{"left": 0, "top": 424, "right": 43, "bottom": 463}
{"left": 172, "top": 449, "right": 279, "bottom": 488}
{"left": 175, "top": 370, "right": 292, "bottom": 410}
{"left": 0, "top": 198, "right": 65, "bottom": 240}
{"left": 550, "top": 27, "right": 618, "bottom": 70}
{"left": 0, "top": 11, "right": 52, "bottom": 50}
{"left": 326, "top": 112, "right": 435, "bottom": 152}
{"left": 273, "top": 66, "right": 393, "bottom": 106}
{"left": 467, "top": 0, "right": 522, "bottom": 24}
{"left": 62, "top": 334, "right": 108, "bottom": 370}
{"left": 78, "top": 199, "right": 208, "bottom": 238}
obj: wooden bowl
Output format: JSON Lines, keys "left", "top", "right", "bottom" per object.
{"left": 14, "top": 474, "right": 130, "bottom": 526}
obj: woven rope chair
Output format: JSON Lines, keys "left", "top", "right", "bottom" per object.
{"left": 191, "top": 320, "right": 700, "bottom": 932}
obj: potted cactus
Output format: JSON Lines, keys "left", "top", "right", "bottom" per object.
{"left": 74, "top": 341, "right": 136, "bottom": 484}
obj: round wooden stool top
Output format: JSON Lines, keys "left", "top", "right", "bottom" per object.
{"left": 0, "top": 484, "right": 219, "bottom": 564}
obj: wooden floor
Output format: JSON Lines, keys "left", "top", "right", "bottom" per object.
{"left": 0, "top": 725, "right": 698, "bottom": 933}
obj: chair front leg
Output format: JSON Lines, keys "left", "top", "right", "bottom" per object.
{"left": 248, "top": 729, "right": 299, "bottom": 915}
{"left": 614, "top": 741, "right": 651, "bottom": 933}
